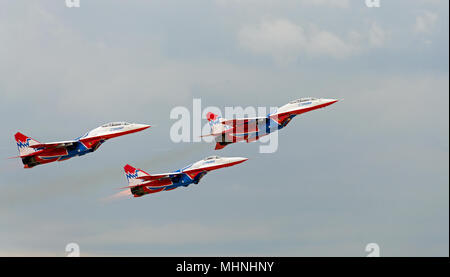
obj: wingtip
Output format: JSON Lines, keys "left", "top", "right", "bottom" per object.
{"left": 215, "top": 143, "right": 226, "bottom": 150}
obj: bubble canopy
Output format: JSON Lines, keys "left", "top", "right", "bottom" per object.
{"left": 289, "top": 98, "right": 318, "bottom": 104}
{"left": 205, "top": 156, "right": 220, "bottom": 160}
{"left": 101, "top": 122, "right": 131, "bottom": 127}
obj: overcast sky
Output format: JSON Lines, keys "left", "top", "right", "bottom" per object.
{"left": 0, "top": 0, "right": 448, "bottom": 256}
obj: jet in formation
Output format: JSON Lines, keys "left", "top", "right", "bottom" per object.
{"left": 14, "top": 122, "right": 150, "bottom": 168}
{"left": 123, "top": 156, "right": 248, "bottom": 197}
{"left": 203, "top": 97, "right": 338, "bottom": 150}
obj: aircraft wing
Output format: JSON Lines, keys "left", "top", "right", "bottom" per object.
{"left": 200, "top": 122, "right": 260, "bottom": 137}
{"left": 137, "top": 172, "right": 184, "bottom": 182}
{"left": 137, "top": 169, "right": 207, "bottom": 182}
{"left": 120, "top": 173, "right": 179, "bottom": 190}
{"left": 28, "top": 137, "right": 105, "bottom": 152}
{"left": 29, "top": 140, "right": 77, "bottom": 149}
{"left": 200, "top": 117, "right": 265, "bottom": 137}
{"left": 220, "top": 116, "right": 266, "bottom": 127}
{"left": 200, "top": 128, "right": 236, "bottom": 137}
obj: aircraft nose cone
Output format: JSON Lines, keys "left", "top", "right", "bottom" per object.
{"left": 136, "top": 124, "right": 151, "bottom": 130}
{"left": 228, "top": 157, "right": 248, "bottom": 165}
{"left": 322, "top": 99, "right": 339, "bottom": 106}
{"left": 328, "top": 99, "right": 339, "bottom": 104}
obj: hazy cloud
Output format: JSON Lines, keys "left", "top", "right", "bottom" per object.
{"left": 238, "top": 19, "right": 359, "bottom": 64}
{"left": 414, "top": 11, "right": 439, "bottom": 34}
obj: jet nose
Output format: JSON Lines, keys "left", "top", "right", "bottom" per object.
{"left": 134, "top": 123, "right": 151, "bottom": 130}
{"left": 323, "top": 98, "right": 339, "bottom": 106}
{"left": 330, "top": 99, "right": 339, "bottom": 104}
{"left": 227, "top": 157, "right": 249, "bottom": 165}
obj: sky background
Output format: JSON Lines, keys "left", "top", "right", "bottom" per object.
{"left": 0, "top": 0, "right": 448, "bottom": 256}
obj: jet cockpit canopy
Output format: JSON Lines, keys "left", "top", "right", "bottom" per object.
{"left": 101, "top": 122, "right": 131, "bottom": 127}
{"left": 289, "top": 97, "right": 318, "bottom": 104}
{"left": 205, "top": 156, "right": 220, "bottom": 160}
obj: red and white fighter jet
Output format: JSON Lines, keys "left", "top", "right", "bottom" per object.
{"left": 204, "top": 97, "right": 338, "bottom": 150}
{"left": 123, "top": 156, "right": 248, "bottom": 197}
{"left": 14, "top": 122, "right": 150, "bottom": 168}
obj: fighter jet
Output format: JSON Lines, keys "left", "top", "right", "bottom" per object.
{"left": 203, "top": 97, "right": 338, "bottom": 150}
{"left": 123, "top": 156, "right": 248, "bottom": 197}
{"left": 14, "top": 122, "right": 150, "bottom": 168}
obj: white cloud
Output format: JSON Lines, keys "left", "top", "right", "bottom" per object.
{"left": 300, "top": 0, "right": 350, "bottom": 8}
{"left": 238, "top": 19, "right": 358, "bottom": 64}
{"left": 414, "top": 11, "right": 439, "bottom": 34}
{"left": 238, "top": 19, "right": 306, "bottom": 64}
{"left": 307, "top": 27, "right": 357, "bottom": 58}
